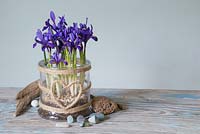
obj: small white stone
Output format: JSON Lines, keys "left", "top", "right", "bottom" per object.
{"left": 56, "top": 122, "right": 70, "bottom": 128}
{"left": 88, "top": 115, "right": 99, "bottom": 124}
{"left": 67, "top": 115, "right": 74, "bottom": 124}
{"left": 31, "top": 100, "right": 39, "bottom": 107}
{"left": 77, "top": 115, "right": 85, "bottom": 123}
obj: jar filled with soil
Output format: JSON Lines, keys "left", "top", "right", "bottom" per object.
{"left": 38, "top": 59, "right": 92, "bottom": 120}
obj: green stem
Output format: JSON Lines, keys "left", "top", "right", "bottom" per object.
{"left": 72, "top": 49, "right": 78, "bottom": 95}
{"left": 47, "top": 50, "right": 52, "bottom": 68}
{"left": 80, "top": 51, "right": 84, "bottom": 65}
{"left": 65, "top": 49, "right": 71, "bottom": 67}
{"left": 79, "top": 49, "right": 85, "bottom": 86}
{"left": 43, "top": 51, "right": 47, "bottom": 65}
{"left": 83, "top": 43, "right": 86, "bottom": 64}
{"left": 73, "top": 50, "right": 77, "bottom": 69}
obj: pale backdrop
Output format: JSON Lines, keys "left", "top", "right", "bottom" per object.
{"left": 0, "top": 0, "right": 200, "bottom": 90}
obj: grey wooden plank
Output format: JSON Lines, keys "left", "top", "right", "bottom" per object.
{"left": 0, "top": 88, "right": 200, "bottom": 134}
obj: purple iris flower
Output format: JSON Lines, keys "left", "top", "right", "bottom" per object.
{"left": 42, "top": 11, "right": 61, "bottom": 32}
{"left": 78, "top": 19, "right": 98, "bottom": 44}
{"left": 58, "top": 16, "right": 67, "bottom": 29}
{"left": 50, "top": 52, "right": 68, "bottom": 65}
{"left": 33, "top": 11, "right": 98, "bottom": 66}
{"left": 33, "top": 29, "right": 56, "bottom": 51}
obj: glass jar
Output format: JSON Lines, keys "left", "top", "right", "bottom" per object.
{"left": 38, "top": 59, "right": 92, "bottom": 120}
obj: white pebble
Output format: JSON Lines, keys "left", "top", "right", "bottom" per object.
{"left": 77, "top": 115, "right": 85, "bottom": 123}
{"left": 31, "top": 100, "right": 39, "bottom": 107}
{"left": 67, "top": 115, "right": 74, "bottom": 124}
{"left": 56, "top": 122, "right": 70, "bottom": 128}
{"left": 88, "top": 115, "right": 99, "bottom": 124}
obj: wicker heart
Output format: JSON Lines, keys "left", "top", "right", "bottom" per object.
{"left": 50, "top": 80, "right": 83, "bottom": 110}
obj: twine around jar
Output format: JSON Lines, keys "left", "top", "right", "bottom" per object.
{"left": 38, "top": 62, "right": 92, "bottom": 114}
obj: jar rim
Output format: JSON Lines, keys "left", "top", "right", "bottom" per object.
{"left": 38, "top": 59, "right": 91, "bottom": 75}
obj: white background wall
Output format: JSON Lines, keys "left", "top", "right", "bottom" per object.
{"left": 0, "top": 0, "right": 200, "bottom": 90}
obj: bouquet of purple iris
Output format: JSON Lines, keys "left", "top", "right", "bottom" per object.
{"left": 33, "top": 11, "right": 98, "bottom": 120}
{"left": 33, "top": 11, "right": 97, "bottom": 68}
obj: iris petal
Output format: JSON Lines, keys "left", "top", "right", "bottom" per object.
{"left": 36, "top": 29, "right": 43, "bottom": 40}
{"left": 92, "top": 36, "right": 98, "bottom": 41}
{"left": 42, "top": 26, "right": 48, "bottom": 31}
{"left": 33, "top": 43, "right": 37, "bottom": 48}
{"left": 50, "top": 11, "right": 56, "bottom": 23}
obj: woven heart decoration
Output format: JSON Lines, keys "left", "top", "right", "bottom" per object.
{"left": 50, "top": 80, "right": 83, "bottom": 110}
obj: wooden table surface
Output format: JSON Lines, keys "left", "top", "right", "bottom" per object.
{"left": 0, "top": 88, "right": 200, "bottom": 134}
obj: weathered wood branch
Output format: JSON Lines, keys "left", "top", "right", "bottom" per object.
{"left": 15, "top": 80, "right": 40, "bottom": 117}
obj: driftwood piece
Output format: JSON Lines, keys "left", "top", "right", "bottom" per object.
{"left": 15, "top": 87, "right": 40, "bottom": 117}
{"left": 15, "top": 95, "right": 31, "bottom": 117}
{"left": 15, "top": 80, "right": 40, "bottom": 117}
{"left": 16, "top": 80, "right": 39, "bottom": 100}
